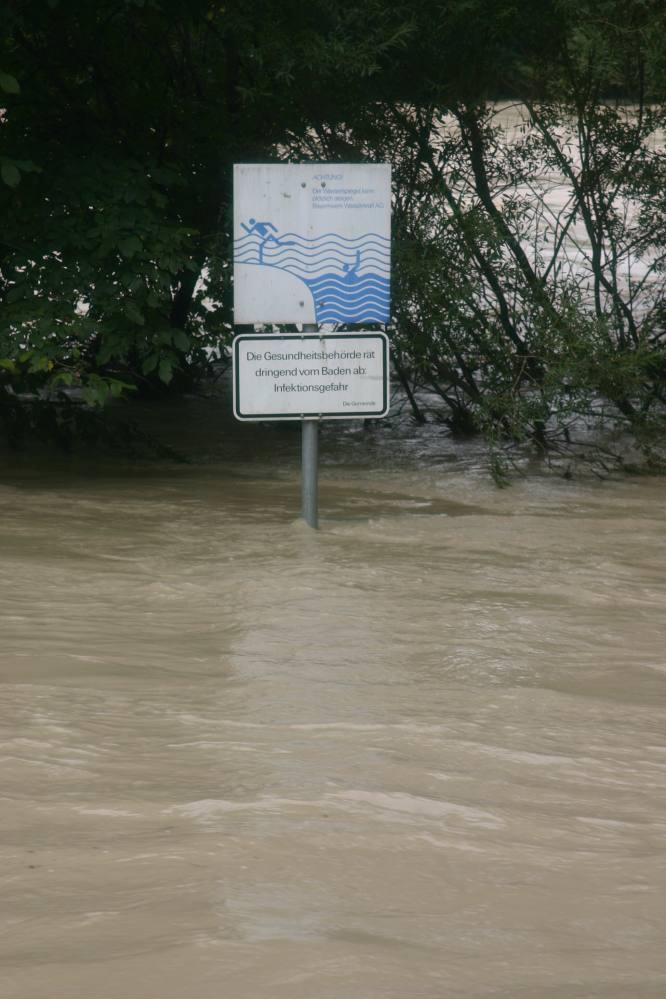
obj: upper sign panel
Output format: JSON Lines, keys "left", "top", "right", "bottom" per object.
{"left": 233, "top": 163, "right": 391, "bottom": 325}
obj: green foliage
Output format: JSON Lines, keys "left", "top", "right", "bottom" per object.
{"left": 0, "top": 70, "right": 20, "bottom": 94}
{"left": 2, "top": 0, "right": 666, "bottom": 473}
{"left": 1, "top": 0, "right": 411, "bottom": 417}
{"left": 295, "top": 82, "right": 666, "bottom": 475}
{"left": 1, "top": 154, "right": 197, "bottom": 398}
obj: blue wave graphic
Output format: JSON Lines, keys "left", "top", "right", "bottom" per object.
{"left": 235, "top": 231, "right": 390, "bottom": 247}
{"left": 235, "top": 233, "right": 390, "bottom": 250}
{"left": 237, "top": 255, "right": 390, "bottom": 271}
{"left": 306, "top": 273, "right": 390, "bottom": 323}
{"left": 264, "top": 246, "right": 390, "bottom": 261}
{"left": 234, "top": 225, "right": 390, "bottom": 323}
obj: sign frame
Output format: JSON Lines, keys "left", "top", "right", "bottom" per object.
{"left": 233, "top": 333, "right": 390, "bottom": 422}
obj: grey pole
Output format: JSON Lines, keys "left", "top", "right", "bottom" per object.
{"left": 301, "top": 418, "right": 319, "bottom": 528}
{"left": 301, "top": 322, "right": 319, "bottom": 528}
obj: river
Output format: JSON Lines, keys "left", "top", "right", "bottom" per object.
{"left": 1, "top": 387, "right": 665, "bottom": 998}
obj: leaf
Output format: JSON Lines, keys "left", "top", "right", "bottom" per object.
{"left": 51, "top": 371, "right": 75, "bottom": 387}
{"left": 0, "top": 359, "right": 17, "bottom": 374}
{"left": 172, "top": 330, "right": 190, "bottom": 351}
{"left": 96, "top": 340, "right": 116, "bottom": 365}
{"left": 6, "top": 284, "right": 26, "bottom": 302}
{"left": 0, "top": 72, "right": 20, "bottom": 94}
{"left": 1, "top": 163, "right": 21, "bottom": 188}
{"left": 82, "top": 383, "right": 108, "bottom": 407}
{"left": 119, "top": 235, "right": 142, "bottom": 258}
{"left": 11, "top": 159, "right": 40, "bottom": 174}
{"left": 158, "top": 358, "right": 173, "bottom": 384}
{"left": 124, "top": 302, "right": 145, "bottom": 325}
{"left": 28, "top": 355, "right": 54, "bottom": 373}
{"left": 108, "top": 379, "right": 128, "bottom": 397}
{"left": 142, "top": 352, "right": 159, "bottom": 374}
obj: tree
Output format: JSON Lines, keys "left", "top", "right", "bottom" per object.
{"left": 281, "top": 1, "right": 666, "bottom": 474}
{"left": 1, "top": 0, "right": 412, "bottom": 407}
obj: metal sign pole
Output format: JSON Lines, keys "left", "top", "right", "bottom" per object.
{"left": 301, "top": 323, "right": 319, "bottom": 528}
{"left": 301, "top": 418, "right": 319, "bottom": 529}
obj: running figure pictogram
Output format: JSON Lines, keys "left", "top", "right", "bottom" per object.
{"left": 240, "top": 219, "right": 294, "bottom": 263}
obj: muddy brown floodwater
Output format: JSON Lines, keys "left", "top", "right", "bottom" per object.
{"left": 1, "top": 388, "right": 665, "bottom": 999}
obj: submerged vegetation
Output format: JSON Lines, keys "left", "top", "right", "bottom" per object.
{"left": 2, "top": 0, "right": 666, "bottom": 475}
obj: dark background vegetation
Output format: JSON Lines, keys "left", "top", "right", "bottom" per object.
{"left": 2, "top": 0, "right": 666, "bottom": 474}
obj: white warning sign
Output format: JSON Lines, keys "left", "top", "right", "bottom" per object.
{"left": 233, "top": 333, "right": 389, "bottom": 421}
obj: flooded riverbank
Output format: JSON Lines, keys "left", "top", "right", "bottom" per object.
{"left": 1, "top": 392, "right": 665, "bottom": 998}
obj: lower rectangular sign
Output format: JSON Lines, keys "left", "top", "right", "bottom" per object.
{"left": 233, "top": 333, "right": 389, "bottom": 421}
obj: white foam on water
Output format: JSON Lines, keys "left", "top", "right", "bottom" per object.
{"left": 334, "top": 791, "right": 504, "bottom": 829}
